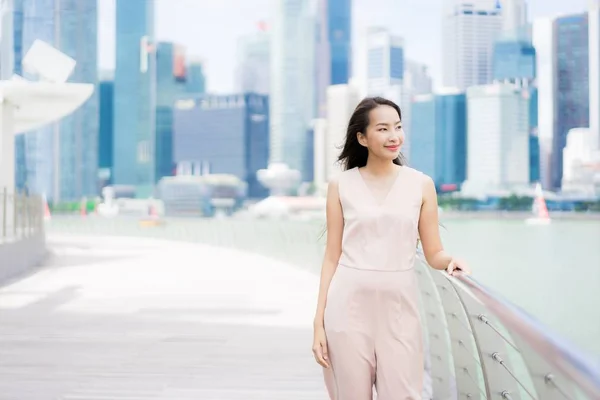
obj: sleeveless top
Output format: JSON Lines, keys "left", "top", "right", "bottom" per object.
{"left": 337, "top": 166, "right": 424, "bottom": 272}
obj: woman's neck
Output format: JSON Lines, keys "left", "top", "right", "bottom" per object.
{"left": 363, "top": 156, "right": 398, "bottom": 177}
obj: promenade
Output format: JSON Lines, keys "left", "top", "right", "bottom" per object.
{"left": 0, "top": 235, "right": 326, "bottom": 400}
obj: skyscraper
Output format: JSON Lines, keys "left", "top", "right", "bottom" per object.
{"left": 463, "top": 83, "right": 530, "bottom": 195}
{"left": 365, "top": 27, "right": 404, "bottom": 96}
{"left": 315, "top": 0, "right": 352, "bottom": 116}
{"left": 589, "top": 2, "right": 600, "bottom": 150}
{"left": 442, "top": 0, "right": 503, "bottom": 90}
{"left": 173, "top": 93, "right": 270, "bottom": 199}
{"left": 113, "top": 0, "right": 156, "bottom": 197}
{"left": 20, "top": 0, "right": 98, "bottom": 201}
{"left": 185, "top": 59, "right": 206, "bottom": 94}
{"left": 270, "top": 0, "right": 315, "bottom": 178}
{"left": 410, "top": 90, "right": 467, "bottom": 191}
{"left": 235, "top": 26, "right": 270, "bottom": 95}
{"left": 553, "top": 13, "right": 589, "bottom": 190}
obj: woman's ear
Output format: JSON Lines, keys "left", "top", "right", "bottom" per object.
{"left": 357, "top": 132, "right": 367, "bottom": 147}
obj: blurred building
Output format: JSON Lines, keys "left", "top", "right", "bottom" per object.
{"left": 235, "top": 26, "right": 270, "bottom": 95}
{"left": 113, "top": 0, "right": 156, "bottom": 198}
{"left": 158, "top": 175, "right": 246, "bottom": 217}
{"left": 404, "top": 60, "right": 433, "bottom": 96}
{"left": 462, "top": 83, "right": 530, "bottom": 196}
{"left": 315, "top": 0, "right": 352, "bottom": 116}
{"left": 2, "top": 0, "right": 26, "bottom": 191}
{"left": 589, "top": 3, "right": 600, "bottom": 162}
{"left": 185, "top": 59, "right": 205, "bottom": 94}
{"left": 491, "top": 5, "right": 539, "bottom": 185}
{"left": 562, "top": 128, "right": 600, "bottom": 197}
{"left": 18, "top": 0, "right": 98, "bottom": 201}
{"left": 442, "top": 0, "right": 503, "bottom": 90}
{"left": 365, "top": 27, "right": 404, "bottom": 96}
{"left": 552, "top": 13, "right": 589, "bottom": 190}
{"left": 98, "top": 71, "right": 114, "bottom": 188}
{"left": 532, "top": 17, "right": 555, "bottom": 190}
{"left": 410, "top": 90, "right": 467, "bottom": 192}
{"left": 155, "top": 42, "right": 190, "bottom": 183}
{"left": 0, "top": 0, "right": 23, "bottom": 79}
{"left": 270, "top": 0, "right": 315, "bottom": 179}
{"left": 320, "top": 84, "right": 361, "bottom": 182}
{"left": 173, "top": 93, "right": 270, "bottom": 199}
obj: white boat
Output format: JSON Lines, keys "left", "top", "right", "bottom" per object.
{"left": 525, "top": 183, "right": 551, "bottom": 225}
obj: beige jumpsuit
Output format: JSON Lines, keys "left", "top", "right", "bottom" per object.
{"left": 323, "top": 166, "right": 424, "bottom": 400}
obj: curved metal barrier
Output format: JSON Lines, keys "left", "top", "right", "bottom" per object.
{"left": 0, "top": 189, "right": 46, "bottom": 283}
{"left": 45, "top": 217, "right": 600, "bottom": 399}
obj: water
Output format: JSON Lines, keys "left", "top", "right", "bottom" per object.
{"left": 439, "top": 217, "right": 600, "bottom": 358}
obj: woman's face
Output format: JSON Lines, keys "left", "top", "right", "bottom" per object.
{"left": 357, "top": 105, "right": 404, "bottom": 161}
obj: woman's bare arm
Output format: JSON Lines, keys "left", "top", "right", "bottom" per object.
{"left": 313, "top": 179, "right": 344, "bottom": 327}
{"left": 418, "top": 176, "right": 453, "bottom": 271}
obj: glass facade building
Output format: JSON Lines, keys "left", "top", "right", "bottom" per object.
{"left": 113, "top": 0, "right": 156, "bottom": 197}
{"left": 19, "top": 0, "right": 98, "bottom": 201}
{"left": 492, "top": 39, "right": 536, "bottom": 82}
{"left": 410, "top": 92, "right": 467, "bottom": 190}
{"left": 173, "top": 93, "right": 270, "bottom": 199}
{"left": 327, "top": 0, "right": 351, "bottom": 85}
{"left": 553, "top": 14, "right": 589, "bottom": 190}
{"left": 98, "top": 79, "right": 113, "bottom": 186}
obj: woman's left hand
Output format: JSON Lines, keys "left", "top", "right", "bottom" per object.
{"left": 446, "top": 258, "right": 471, "bottom": 276}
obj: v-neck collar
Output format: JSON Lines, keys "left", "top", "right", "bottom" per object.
{"left": 355, "top": 166, "right": 402, "bottom": 208}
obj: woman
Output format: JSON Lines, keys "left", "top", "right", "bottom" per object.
{"left": 312, "top": 97, "right": 469, "bottom": 399}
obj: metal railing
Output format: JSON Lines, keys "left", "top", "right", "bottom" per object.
{"left": 44, "top": 217, "right": 600, "bottom": 399}
{"left": 415, "top": 249, "right": 600, "bottom": 400}
{"left": 0, "top": 188, "right": 45, "bottom": 243}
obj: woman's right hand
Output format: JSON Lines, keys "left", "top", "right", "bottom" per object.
{"left": 312, "top": 325, "right": 330, "bottom": 368}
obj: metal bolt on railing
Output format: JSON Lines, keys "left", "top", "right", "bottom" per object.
{"left": 501, "top": 390, "right": 513, "bottom": 399}
{"left": 544, "top": 373, "right": 575, "bottom": 400}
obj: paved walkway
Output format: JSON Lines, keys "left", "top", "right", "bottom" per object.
{"left": 0, "top": 235, "right": 326, "bottom": 400}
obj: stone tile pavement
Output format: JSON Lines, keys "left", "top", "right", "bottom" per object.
{"left": 0, "top": 235, "right": 326, "bottom": 400}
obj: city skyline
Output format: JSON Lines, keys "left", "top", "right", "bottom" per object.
{"left": 97, "top": 0, "right": 589, "bottom": 93}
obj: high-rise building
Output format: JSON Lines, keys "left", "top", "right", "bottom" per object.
{"left": 270, "top": 0, "right": 315, "bottom": 178}
{"left": 410, "top": 90, "right": 467, "bottom": 191}
{"left": 113, "top": 0, "right": 156, "bottom": 197}
{"left": 462, "top": 84, "right": 530, "bottom": 195}
{"left": 20, "top": 0, "right": 98, "bottom": 202}
{"left": 323, "top": 84, "right": 361, "bottom": 182}
{"left": 235, "top": 27, "right": 270, "bottom": 95}
{"left": 501, "top": 0, "right": 527, "bottom": 38}
{"left": 532, "top": 17, "right": 556, "bottom": 190}
{"left": 185, "top": 59, "right": 206, "bottom": 94}
{"left": 562, "top": 127, "right": 600, "bottom": 195}
{"left": 365, "top": 27, "right": 404, "bottom": 96}
{"left": 442, "top": 0, "right": 503, "bottom": 90}
{"left": 315, "top": 0, "right": 352, "bottom": 116}
{"left": 552, "top": 13, "right": 589, "bottom": 190}
{"left": 589, "top": 2, "right": 600, "bottom": 150}
{"left": 98, "top": 72, "right": 114, "bottom": 188}
{"left": 0, "top": 0, "right": 23, "bottom": 79}
{"left": 173, "top": 93, "right": 270, "bottom": 199}
{"left": 492, "top": 39, "right": 536, "bottom": 85}
{"left": 405, "top": 60, "right": 433, "bottom": 96}
{"left": 155, "top": 42, "right": 188, "bottom": 183}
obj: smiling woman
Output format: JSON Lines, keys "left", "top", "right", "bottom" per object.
{"left": 312, "top": 96, "right": 470, "bottom": 400}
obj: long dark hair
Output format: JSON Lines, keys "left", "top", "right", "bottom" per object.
{"left": 337, "top": 96, "right": 407, "bottom": 170}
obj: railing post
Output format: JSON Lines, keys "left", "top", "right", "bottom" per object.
{"left": 2, "top": 187, "right": 6, "bottom": 239}
{"left": 13, "top": 191, "right": 18, "bottom": 238}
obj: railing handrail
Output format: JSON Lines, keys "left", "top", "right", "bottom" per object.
{"left": 454, "top": 272, "right": 600, "bottom": 399}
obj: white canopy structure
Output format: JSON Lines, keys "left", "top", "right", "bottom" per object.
{"left": 0, "top": 40, "right": 94, "bottom": 192}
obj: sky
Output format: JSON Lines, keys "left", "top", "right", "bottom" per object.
{"left": 98, "top": 0, "right": 590, "bottom": 93}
